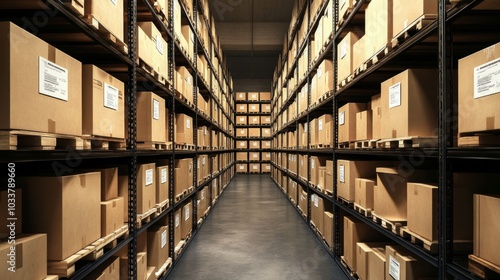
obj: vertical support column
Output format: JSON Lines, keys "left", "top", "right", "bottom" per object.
{"left": 438, "top": 0, "right": 453, "bottom": 278}
{"left": 126, "top": 0, "right": 138, "bottom": 278}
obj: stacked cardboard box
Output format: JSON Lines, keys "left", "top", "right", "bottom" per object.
{"left": 137, "top": 92, "right": 167, "bottom": 144}
{"left": 174, "top": 159, "right": 193, "bottom": 197}
{"left": 98, "top": 168, "right": 125, "bottom": 237}
{"left": 339, "top": 103, "right": 366, "bottom": 143}
{"left": 175, "top": 114, "right": 194, "bottom": 145}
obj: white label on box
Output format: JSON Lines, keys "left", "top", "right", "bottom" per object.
{"left": 175, "top": 214, "right": 180, "bottom": 227}
{"left": 201, "top": 190, "right": 205, "bottom": 200}
{"left": 240, "top": 142, "right": 245, "bottom": 146}
{"left": 266, "top": 165, "right": 271, "bottom": 170}
{"left": 339, "top": 165, "right": 345, "bottom": 183}
{"left": 110, "top": 0, "right": 117, "bottom": 5}
{"left": 314, "top": 196, "right": 319, "bottom": 207}
{"left": 253, "top": 142, "right": 258, "bottom": 147}
{"left": 104, "top": 83, "right": 119, "bottom": 111}
{"left": 318, "top": 119, "right": 323, "bottom": 131}
{"left": 190, "top": 32, "right": 195, "bottom": 43}
{"left": 38, "top": 57, "right": 69, "bottom": 101}
{"left": 239, "top": 93, "right": 244, "bottom": 98}
{"left": 240, "top": 130, "right": 245, "bottom": 135}
{"left": 253, "top": 165, "right": 258, "bottom": 170}
{"left": 341, "top": 0, "right": 346, "bottom": 9}
{"left": 251, "top": 105, "right": 256, "bottom": 110}
{"left": 253, "top": 154, "right": 257, "bottom": 158}
{"left": 185, "top": 207, "right": 190, "bottom": 220}
{"left": 153, "top": 99, "right": 160, "bottom": 120}
{"left": 161, "top": 168, "right": 167, "bottom": 184}
{"left": 341, "top": 41, "right": 348, "bottom": 59}
{"left": 240, "top": 165, "right": 244, "bottom": 170}
{"left": 240, "top": 105, "right": 244, "bottom": 110}
{"left": 389, "top": 82, "right": 402, "bottom": 108}
{"left": 156, "top": 35, "right": 164, "bottom": 55}
{"left": 145, "top": 169, "right": 154, "bottom": 186}
{"left": 474, "top": 58, "right": 500, "bottom": 99}
{"left": 202, "top": 157, "right": 206, "bottom": 165}
{"left": 317, "top": 65, "right": 323, "bottom": 79}
{"left": 161, "top": 230, "right": 167, "bottom": 248}
{"left": 240, "top": 117, "right": 244, "bottom": 122}
{"left": 339, "top": 111, "right": 345, "bottom": 126}
{"left": 311, "top": 159, "right": 315, "bottom": 169}
{"left": 186, "top": 119, "right": 191, "bottom": 129}
{"left": 388, "top": 255, "right": 400, "bottom": 280}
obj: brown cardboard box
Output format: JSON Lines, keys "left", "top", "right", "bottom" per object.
{"left": 249, "top": 140, "right": 260, "bottom": 149}
{"left": 338, "top": 31, "right": 362, "bottom": 84}
{"left": 262, "top": 103, "right": 271, "bottom": 113}
{"left": 262, "top": 140, "right": 272, "bottom": 149}
{"left": 356, "top": 242, "right": 389, "bottom": 280}
{"left": 82, "top": 65, "right": 125, "bottom": 139}
{"left": 368, "top": 247, "right": 387, "bottom": 280}
{"left": 249, "top": 128, "right": 261, "bottom": 138}
{"left": 182, "top": 202, "right": 193, "bottom": 239}
{"left": 262, "top": 164, "right": 271, "bottom": 173}
{"left": 374, "top": 168, "right": 436, "bottom": 222}
{"left": 248, "top": 92, "right": 259, "bottom": 101}
{"left": 298, "top": 189, "right": 308, "bottom": 214}
{"left": 236, "top": 152, "right": 248, "bottom": 161}
{"left": 407, "top": 183, "right": 438, "bottom": 242}
{"left": 0, "top": 189, "right": 22, "bottom": 235}
{"left": 85, "top": 0, "right": 124, "bottom": 43}
{"left": 0, "top": 22, "right": 82, "bottom": 136}
{"left": 371, "top": 94, "right": 382, "bottom": 139}
{"left": 89, "top": 256, "right": 119, "bottom": 280}
{"left": 147, "top": 225, "right": 169, "bottom": 273}
{"left": 174, "top": 208, "right": 182, "bottom": 247}
{"left": 356, "top": 110, "right": 373, "bottom": 141}
{"left": 261, "top": 116, "right": 271, "bottom": 125}
{"left": 474, "top": 194, "right": 500, "bottom": 267}
{"left": 385, "top": 245, "right": 436, "bottom": 280}
{"left": 236, "top": 92, "right": 246, "bottom": 101}
{"left": 260, "top": 92, "right": 271, "bottom": 101}
{"left": 174, "top": 159, "right": 193, "bottom": 197}
{"left": 138, "top": 22, "right": 168, "bottom": 79}
{"left": 458, "top": 43, "right": 500, "bottom": 134}
{"left": 326, "top": 160, "right": 334, "bottom": 195}
{"left": 237, "top": 128, "right": 248, "bottom": 138}
{"left": 344, "top": 216, "right": 388, "bottom": 271}
{"left": 138, "top": 163, "right": 156, "bottom": 214}
{"left": 354, "top": 178, "right": 376, "bottom": 210}
{"left": 181, "top": 24, "right": 194, "bottom": 60}
{"left": 156, "top": 165, "right": 169, "bottom": 204}
{"left": 318, "top": 59, "right": 334, "bottom": 94}
{"left": 392, "top": 0, "right": 437, "bottom": 38}
{"left": 101, "top": 197, "right": 124, "bottom": 236}
{"left": 249, "top": 116, "right": 260, "bottom": 125}
{"left": 249, "top": 152, "right": 260, "bottom": 161}
{"left": 120, "top": 253, "right": 147, "bottom": 280}
{"left": 311, "top": 194, "right": 325, "bottom": 235}
{"left": 137, "top": 92, "right": 166, "bottom": 143}
{"left": 381, "top": 69, "right": 438, "bottom": 139}
{"left": 118, "top": 175, "right": 129, "bottom": 223}
{"left": 236, "top": 116, "right": 247, "bottom": 125}
{"left": 262, "top": 128, "right": 271, "bottom": 137}
{"left": 175, "top": 114, "right": 194, "bottom": 145}
{"left": 299, "top": 154, "right": 307, "bottom": 181}
{"left": 0, "top": 234, "right": 47, "bottom": 280}
{"left": 318, "top": 114, "right": 334, "bottom": 146}
{"left": 237, "top": 140, "right": 248, "bottom": 149}
{"left": 237, "top": 163, "right": 248, "bottom": 173}
{"left": 365, "top": 0, "right": 393, "bottom": 59}
{"left": 22, "top": 172, "right": 100, "bottom": 260}
{"left": 337, "top": 160, "right": 380, "bottom": 202}
{"left": 236, "top": 104, "right": 248, "bottom": 113}
{"left": 352, "top": 35, "right": 366, "bottom": 71}
{"left": 248, "top": 104, "right": 260, "bottom": 113}
{"left": 250, "top": 163, "right": 261, "bottom": 173}
{"left": 324, "top": 212, "right": 334, "bottom": 248}
{"left": 97, "top": 168, "right": 118, "bottom": 201}
{"left": 310, "top": 156, "right": 327, "bottom": 187}
{"left": 263, "top": 152, "right": 271, "bottom": 161}
{"left": 339, "top": 103, "right": 366, "bottom": 143}
{"left": 310, "top": 118, "right": 318, "bottom": 146}
{"left": 338, "top": 0, "right": 354, "bottom": 23}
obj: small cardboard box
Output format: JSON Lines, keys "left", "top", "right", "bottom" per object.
{"left": 138, "top": 163, "right": 156, "bottom": 214}
{"left": 101, "top": 197, "right": 124, "bottom": 236}
{"left": 356, "top": 110, "right": 373, "bottom": 141}
{"left": 86, "top": 0, "right": 124, "bottom": 43}
{"left": 260, "top": 92, "right": 271, "bottom": 101}
{"left": 249, "top": 128, "right": 261, "bottom": 138}
{"left": 338, "top": 0, "right": 354, "bottom": 23}
{"left": 365, "top": 0, "right": 393, "bottom": 59}
{"left": 474, "top": 194, "right": 500, "bottom": 267}
{"left": 392, "top": 0, "right": 437, "bottom": 38}
{"left": 339, "top": 103, "right": 367, "bottom": 143}
{"left": 156, "top": 165, "right": 169, "bottom": 204}
{"left": 237, "top": 163, "right": 248, "bottom": 173}
{"left": 137, "top": 92, "right": 166, "bottom": 143}
{"left": 237, "top": 128, "right": 248, "bottom": 137}
{"left": 262, "top": 103, "right": 271, "bottom": 113}
{"left": 147, "top": 225, "right": 169, "bottom": 273}
{"left": 262, "top": 128, "right": 271, "bottom": 137}
{"left": 236, "top": 115, "right": 247, "bottom": 125}
{"left": 0, "top": 234, "right": 47, "bottom": 280}
{"left": 324, "top": 212, "right": 334, "bottom": 248}
{"left": 262, "top": 140, "right": 272, "bottom": 149}
{"left": 22, "top": 172, "right": 101, "bottom": 261}
{"left": 310, "top": 194, "right": 325, "bottom": 235}
{"left": 337, "top": 160, "right": 380, "bottom": 202}
{"left": 263, "top": 152, "right": 271, "bottom": 161}
{"left": 368, "top": 247, "right": 387, "bottom": 280}
{"left": 249, "top": 152, "right": 260, "bottom": 161}
{"left": 138, "top": 22, "right": 168, "bottom": 79}
{"left": 236, "top": 92, "right": 246, "bottom": 101}
{"left": 298, "top": 190, "right": 308, "bottom": 214}
{"left": 182, "top": 202, "right": 193, "bottom": 239}
{"left": 175, "top": 114, "right": 194, "bottom": 145}
{"left": 381, "top": 69, "right": 438, "bottom": 139}
{"left": 250, "top": 163, "right": 261, "bottom": 173}
{"left": 248, "top": 92, "right": 259, "bottom": 101}
{"left": 262, "top": 164, "right": 271, "bottom": 173}
{"left": 337, "top": 31, "right": 362, "bottom": 83}
{"left": 459, "top": 43, "right": 500, "bottom": 134}
{"left": 326, "top": 160, "right": 334, "bottom": 195}
{"left": 385, "top": 245, "right": 436, "bottom": 280}
{"left": 407, "top": 183, "right": 438, "bottom": 242}
{"left": 248, "top": 104, "right": 260, "bottom": 113}
{"left": 261, "top": 116, "right": 271, "bottom": 125}
{"left": 355, "top": 178, "right": 376, "bottom": 210}
{"left": 237, "top": 140, "right": 248, "bottom": 149}
{"left": 236, "top": 152, "right": 248, "bottom": 161}
{"left": 174, "top": 208, "right": 182, "bottom": 247}
{"left": 356, "top": 242, "right": 389, "bottom": 280}
{"left": 249, "top": 140, "right": 260, "bottom": 149}
{"left": 0, "top": 22, "right": 82, "bottom": 136}
{"left": 371, "top": 94, "right": 382, "bottom": 139}
{"left": 82, "top": 65, "right": 125, "bottom": 139}
{"left": 98, "top": 167, "right": 118, "bottom": 201}
{"left": 249, "top": 116, "right": 260, "bottom": 125}
{"left": 174, "top": 159, "right": 193, "bottom": 196}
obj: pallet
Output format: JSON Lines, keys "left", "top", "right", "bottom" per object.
{"left": 82, "top": 15, "right": 128, "bottom": 54}
{"left": 372, "top": 213, "right": 406, "bottom": 235}
{"left": 469, "top": 254, "right": 500, "bottom": 279}
{"left": 175, "top": 189, "right": 189, "bottom": 203}
{"left": 0, "top": 130, "right": 83, "bottom": 150}
{"left": 156, "top": 199, "right": 170, "bottom": 215}
{"left": 356, "top": 139, "right": 379, "bottom": 149}
{"left": 363, "top": 44, "right": 392, "bottom": 70}
{"left": 458, "top": 134, "right": 500, "bottom": 147}
{"left": 174, "top": 143, "right": 195, "bottom": 150}
{"left": 61, "top": 0, "right": 84, "bottom": 17}
{"left": 337, "top": 196, "right": 354, "bottom": 206}
{"left": 324, "top": 189, "right": 334, "bottom": 197}
{"left": 400, "top": 227, "right": 472, "bottom": 254}
{"left": 338, "top": 141, "right": 355, "bottom": 149}
{"left": 47, "top": 225, "right": 128, "bottom": 277}
{"left": 377, "top": 136, "right": 438, "bottom": 149}
{"left": 391, "top": 14, "right": 437, "bottom": 49}
{"left": 137, "top": 141, "right": 168, "bottom": 150}
{"left": 81, "top": 135, "right": 126, "bottom": 150}
{"left": 340, "top": 256, "right": 360, "bottom": 279}
{"left": 154, "top": 258, "right": 173, "bottom": 279}
{"left": 338, "top": 74, "right": 354, "bottom": 88}
{"left": 138, "top": 59, "right": 167, "bottom": 85}
{"left": 137, "top": 207, "right": 157, "bottom": 228}
{"left": 353, "top": 203, "right": 372, "bottom": 218}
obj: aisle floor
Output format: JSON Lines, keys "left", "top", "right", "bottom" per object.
{"left": 166, "top": 174, "right": 348, "bottom": 280}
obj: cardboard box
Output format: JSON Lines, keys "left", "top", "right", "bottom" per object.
{"left": 236, "top": 92, "right": 246, "bottom": 101}
{"left": 249, "top": 116, "right": 260, "bottom": 125}
{"left": 324, "top": 212, "right": 334, "bottom": 248}
{"left": 262, "top": 140, "right": 272, "bottom": 149}
{"left": 353, "top": 35, "right": 366, "bottom": 71}
{"left": 82, "top": 65, "right": 125, "bottom": 139}
{"left": 249, "top": 152, "right": 260, "bottom": 161}
{"left": 89, "top": 256, "right": 119, "bottom": 280}
{"left": 459, "top": 43, "right": 500, "bottom": 134}
{"left": 0, "top": 22, "right": 82, "bottom": 136}
{"left": 175, "top": 66, "right": 194, "bottom": 104}
{"left": 236, "top": 152, "right": 248, "bottom": 161}
{"left": 407, "top": 183, "right": 438, "bottom": 242}
{"left": 299, "top": 154, "right": 307, "bottom": 181}
{"left": 174, "top": 208, "right": 182, "bottom": 247}
{"left": 298, "top": 190, "right": 308, "bottom": 214}
{"left": 368, "top": 247, "right": 387, "bottom": 280}
{"left": 260, "top": 92, "right": 271, "bottom": 101}
{"left": 262, "top": 104, "right": 271, "bottom": 113}
{"left": 262, "top": 128, "right": 271, "bottom": 137}
{"left": 261, "top": 116, "right": 271, "bottom": 125}
{"left": 182, "top": 202, "right": 193, "bottom": 239}
{"left": 337, "top": 31, "right": 362, "bottom": 84}
{"left": 339, "top": 103, "right": 367, "bottom": 143}
{"left": 0, "top": 189, "right": 22, "bottom": 235}
{"left": 118, "top": 175, "right": 128, "bottom": 223}
{"left": 318, "top": 114, "right": 334, "bottom": 146}
{"left": 137, "top": 163, "right": 156, "bottom": 214}
{"left": 262, "top": 152, "right": 271, "bottom": 161}
{"left": 250, "top": 163, "right": 260, "bottom": 173}
{"left": 120, "top": 253, "right": 147, "bottom": 280}
{"left": 355, "top": 178, "right": 376, "bottom": 210}
{"left": 101, "top": 197, "right": 124, "bottom": 236}
{"left": 175, "top": 113, "right": 193, "bottom": 145}
{"left": 0, "top": 234, "right": 47, "bottom": 280}
{"left": 381, "top": 69, "right": 438, "bottom": 139}
{"left": 237, "top": 163, "right": 248, "bottom": 173}
{"left": 356, "top": 242, "right": 389, "bottom": 280}
{"left": 249, "top": 140, "right": 260, "bottom": 149}
{"left": 344, "top": 216, "right": 388, "bottom": 271}
{"left": 338, "top": 0, "right": 354, "bottom": 22}
{"left": 371, "top": 94, "right": 382, "bottom": 139}
{"left": 237, "top": 140, "right": 248, "bottom": 149}
{"left": 174, "top": 159, "right": 193, "bottom": 197}
{"left": 249, "top": 128, "right": 261, "bottom": 138}
{"left": 374, "top": 167, "right": 436, "bottom": 222}
{"left": 181, "top": 24, "right": 195, "bottom": 60}
{"left": 474, "top": 194, "right": 500, "bottom": 266}
{"left": 337, "top": 160, "right": 380, "bottom": 202}
{"left": 156, "top": 165, "right": 169, "bottom": 204}
{"left": 385, "top": 245, "right": 436, "bottom": 280}
{"left": 262, "top": 164, "right": 271, "bottom": 173}
{"left": 248, "top": 92, "right": 259, "bottom": 101}
{"left": 147, "top": 225, "right": 169, "bottom": 273}
{"left": 248, "top": 104, "right": 260, "bottom": 113}
{"left": 237, "top": 128, "right": 248, "bottom": 138}
{"left": 326, "top": 160, "right": 334, "bottom": 195}
{"left": 365, "top": 0, "right": 393, "bottom": 59}
{"left": 138, "top": 22, "right": 168, "bottom": 79}
{"left": 311, "top": 194, "right": 325, "bottom": 235}
{"left": 137, "top": 92, "right": 166, "bottom": 143}
{"left": 236, "top": 116, "right": 247, "bottom": 125}
{"left": 85, "top": 0, "right": 124, "bottom": 43}
{"left": 356, "top": 110, "right": 373, "bottom": 141}
{"left": 22, "top": 172, "right": 100, "bottom": 260}
{"left": 236, "top": 104, "right": 248, "bottom": 113}
{"left": 310, "top": 156, "right": 327, "bottom": 187}
{"left": 392, "top": 0, "right": 437, "bottom": 38}
{"left": 310, "top": 118, "right": 317, "bottom": 146}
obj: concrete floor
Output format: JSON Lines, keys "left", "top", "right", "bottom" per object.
{"left": 166, "top": 174, "right": 348, "bottom": 280}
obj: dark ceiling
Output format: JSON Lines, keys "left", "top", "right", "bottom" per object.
{"left": 208, "top": 0, "right": 294, "bottom": 92}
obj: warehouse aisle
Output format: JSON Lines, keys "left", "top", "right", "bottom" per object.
{"left": 166, "top": 174, "right": 347, "bottom": 280}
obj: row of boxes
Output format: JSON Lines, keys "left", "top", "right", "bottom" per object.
{"left": 236, "top": 115, "right": 272, "bottom": 126}
{"left": 237, "top": 140, "right": 272, "bottom": 149}
{"left": 236, "top": 128, "right": 272, "bottom": 138}
{"left": 236, "top": 152, "right": 272, "bottom": 162}
{"left": 236, "top": 103, "right": 272, "bottom": 114}
{"left": 236, "top": 163, "right": 272, "bottom": 173}
{"left": 236, "top": 92, "right": 271, "bottom": 101}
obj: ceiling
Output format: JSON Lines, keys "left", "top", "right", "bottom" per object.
{"left": 208, "top": 0, "right": 294, "bottom": 92}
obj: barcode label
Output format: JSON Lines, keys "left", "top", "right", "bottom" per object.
{"left": 339, "top": 165, "right": 345, "bottom": 183}
{"left": 146, "top": 169, "right": 154, "bottom": 186}
{"left": 339, "top": 111, "right": 345, "bottom": 125}
{"left": 474, "top": 58, "right": 500, "bottom": 99}
{"left": 39, "top": 57, "right": 68, "bottom": 101}
{"left": 389, "top": 82, "right": 401, "bottom": 108}
{"left": 153, "top": 99, "right": 160, "bottom": 120}
{"left": 104, "top": 83, "right": 119, "bottom": 110}
{"left": 161, "top": 230, "right": 167, "bottom": 248}
{"left": 161, "top": 168, "right": 167, "bottom": 184}
{"left": 388, "top": 255, "right": 400, "bottom": 280}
